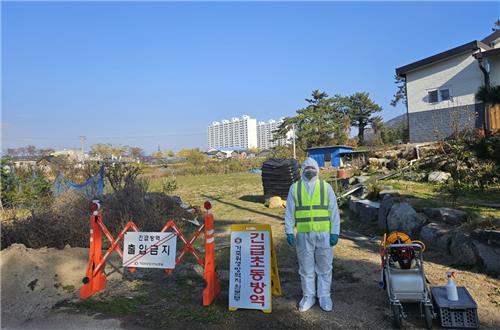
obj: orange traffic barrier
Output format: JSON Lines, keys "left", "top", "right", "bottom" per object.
{"left": 203, "top": 212, "right": 221, "bottom": 306}
{"left": 79, "top": 200, "right": 220, "bottom": 306}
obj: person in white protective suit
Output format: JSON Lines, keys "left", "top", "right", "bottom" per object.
{"left": 285, "top": 157, "right": 340, "bottom": 312}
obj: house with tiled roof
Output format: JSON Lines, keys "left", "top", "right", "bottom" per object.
{"left": 396, "top": 30, "right": 500, "bottom": 142}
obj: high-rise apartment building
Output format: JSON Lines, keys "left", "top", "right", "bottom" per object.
{"left": 256, "top": 119, "right": 288, "bottom": 149}
{"left": 207, "top": 116, "right": 291, "bottom": 150}
{"left": 207, "top": 115, "right": 258, "bottom": 149}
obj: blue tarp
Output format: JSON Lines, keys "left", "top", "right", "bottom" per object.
{"left": 52, "top": 165, "right": 104, "bottom": 199}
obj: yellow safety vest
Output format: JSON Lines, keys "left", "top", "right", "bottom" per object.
{"left": 293, "top": 179, "right": 331, "bottom": 233}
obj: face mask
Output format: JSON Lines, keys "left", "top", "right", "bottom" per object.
{"left": 304, "top": 169, "right": 317, "bottom": 180}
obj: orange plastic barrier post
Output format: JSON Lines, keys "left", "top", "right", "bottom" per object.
{"left": 80, "top": 212, "right": 107, "bottom": 299}
{"left": 80, "top": 200, "right": 220, "bottom": 305}
{"left": 203, "top": 212, "right": 221, "bottom": 306}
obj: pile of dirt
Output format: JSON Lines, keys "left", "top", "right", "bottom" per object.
{"left": 0, "top": 244, "right": 105, "bottom": 328}
{"left": 0, "top": 243, "right": 142, "bottom": 329}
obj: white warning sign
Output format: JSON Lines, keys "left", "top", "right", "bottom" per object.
{"left": 122, "top": 232, "right": 177, "bottom": 269}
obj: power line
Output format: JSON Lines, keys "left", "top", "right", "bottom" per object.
{"left": 4, "top": 131, "right": 206, "bottom": 141}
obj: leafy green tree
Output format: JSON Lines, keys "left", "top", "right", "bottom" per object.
{"left": 90, "top": 143, "right": 114, "bottom": 159}
{"left": 493, "top": 19, "right": 500, "bottom": 31}
{"left": 128, "top": 147, "right": 144, "bottom": 160}
{"left": 177, "top": 148, "right": 205, "bottom": 165}
{"left": 476, "top": 85, "right": 500, "bottom": 104}
{"left": 369, "top": 116, "right": 384, "bottom": 145}
{"left": 0, "top": 160, "right": 51, "bottom": 208}
{"left": 345, "top": 92, "right": 383, "bottom": 145}
{"left": 390, "top": 74, "right": 407, "bottom": 107}
{"left": 0, "top": 159, "right": 17, "bottom": 207}
{"left": 276, "top": 90, "right": 348, "bottom": 150}
{"left": 25, "top": 145, "right": 37, "bottom": 157}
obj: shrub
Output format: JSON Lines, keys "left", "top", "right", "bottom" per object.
{"left": 162, "top": 176, "right": 178, "bottom": 194}
{"left": 0, "top": 161, "right": 52, "bottom": 209}
{"left": 1, "top": 179, "right": 200, "bottom": 250}
{"left": 366, "top": 181, "right": 383, "bottom": 200}
{"left": 472, "top": 135, "right": 500, "bottom": 163}
{"left": 106, "top": 162, "right": 142, "bottom": 191}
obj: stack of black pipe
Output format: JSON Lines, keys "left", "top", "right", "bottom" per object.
{"left": 261, "top": 159, "right": 301, "bottom": 199}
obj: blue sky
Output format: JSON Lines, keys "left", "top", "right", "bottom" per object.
{"left": 2, "top": 1, "right": 499, "bottom": 153}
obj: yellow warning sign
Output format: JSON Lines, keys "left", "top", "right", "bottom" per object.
{"left": 228, "top": 224, "right": 281, "bottom": 313}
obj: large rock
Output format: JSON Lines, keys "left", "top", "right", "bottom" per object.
{"left": 268, "top": 196, "right": 284, "bottom": 208}
{"left": 449, "top": 232, "right": 478, "bottom": 266}
{"left": 423, "top": 208, "right": 468, "bottom": 225}
{"left": 472, "top": 240, "right": 500, "bottom": 273}
{"left": 427, "top": 171, "right": 451, "bottom": 183}
{"left": 378, "top": 194, "right": 394, "bottom": 232}
{"left": 378, "top": 189, "right": 400, "bottom": 200}
{"left": 348, "top": 196, "right": 360, "bottom": 213}
{"left": 419, "top": 223, "right": 453, "bottom": 251}
{"left": 471, "top": 229, "right": 500, "bottom": 248}
{"left": 387, "top": 203, "right": 426, "bottom": 236}
{"left": 351, "top": 199, "right": 380, "bottom": 224}
{"left": 358, "top": 200, "right": 380, "bottom": 224}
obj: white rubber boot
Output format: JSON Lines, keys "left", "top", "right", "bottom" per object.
{"left": 298, "top": 296, "right": 316, "bottom": 312}
{"left": 319, "top": 296, "right": 333, "bottom": 312}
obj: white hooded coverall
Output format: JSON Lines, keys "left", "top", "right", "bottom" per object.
{"left": 285, "top": 158, "right": 340, "bottom": 299}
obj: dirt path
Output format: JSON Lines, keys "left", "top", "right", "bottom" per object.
{"left": 2, "top": 173, "right": 499, "bottom": 329}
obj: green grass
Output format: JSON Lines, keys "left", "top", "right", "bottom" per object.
{"left": 150, "top": 172, "right": 286, "bottom": 228}
{"left": 385, "top": 179, "right": 500, "bottom": 220}
{"left": 75, "top": 295, "right": 148, "bottom": 316}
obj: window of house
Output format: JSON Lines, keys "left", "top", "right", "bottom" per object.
{"left": 324, "top": 152, "right": 331, "bottom": 162}
{"left": 427, "top": 87, "right": 452, "bottom": 103}
{"left": 440, "top": 89, "right": 450, "bottom": 101}
{"left": 428, "top": 90, "right": 438, "bottom": 103}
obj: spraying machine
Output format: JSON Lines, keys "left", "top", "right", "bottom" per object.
{"left": 379, "top": 231, "right": 434, "bottom": 329}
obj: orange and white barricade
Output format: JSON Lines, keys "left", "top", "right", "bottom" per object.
{"left": 79, "top": 200, "right": 221, "bottom": 306}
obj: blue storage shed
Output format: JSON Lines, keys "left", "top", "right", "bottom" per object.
{"left": 307, "top": 146, "right": 354, "bottom": 168}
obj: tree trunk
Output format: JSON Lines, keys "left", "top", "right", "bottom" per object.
{"left": 358, "top": 123, "right": 365, "bottom": 144}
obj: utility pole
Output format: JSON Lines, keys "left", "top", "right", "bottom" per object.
{"left": 292, "top": 124, "right": 296, "bottom": 160}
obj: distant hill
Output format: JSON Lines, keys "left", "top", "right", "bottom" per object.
{"left": 384, "top": 113, "right": 407, "bottom": 129}
{"left": 364, "top": 113, "right": 407, "bottom": 141}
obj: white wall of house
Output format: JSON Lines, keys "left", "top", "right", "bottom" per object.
{"left": 489, "top": 56, "right": 500, "bottom": 86}
{"left": 491, "top": 37, "right": 500, "bottom": 49}
{"left": 405, "top": 50, "right": 487, "bottom": 114}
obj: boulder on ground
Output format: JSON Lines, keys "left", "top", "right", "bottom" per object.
{"left": 349, "top": 198, "right": 380, "bottom": 224}
{"left": 450, "top": 232, "right": 478, "bottom": 265}
{"left": 472, "top": 240, "right": 500, "bottom": 273}
{"left": 427, "top": 171, "right": 451, "bottom": 183}
{"left": 471, "top": 229, "right": 500, "bottom": 248}
{"left": 348, "top": 195, "right": 359, "bottom": 213}
{"left": 387, "top": 203, "right": 426, "bottom": 236}
{"left": 268, "top": 196, "right": 285, "bottom": 208}
{"left": 377, "top": 195, "right": 394, "bottom": 232}
{"left": 354, "top": 200, "right": 380, "bottom": 224}
{"left": 423, "top": 207, "right": 468, "bottom": 225}
{"left": 418, "top": 222, "right": 454, "bottom": 251}
{"left": 378, "top": 189, "right": 400, "bottom": 200}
